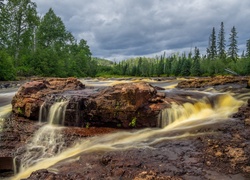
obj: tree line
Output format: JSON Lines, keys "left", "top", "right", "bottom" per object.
{"left": 0, "top": 0, "right": 94, "bottom": 80}
{"left": 107, "top": 22, "right": 250, "bottom": 77}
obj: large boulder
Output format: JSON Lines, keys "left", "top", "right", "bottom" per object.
{"left": 12, "top": 79, "right": 175, "bottom": 128}
{"left": 11, "top": 78, "right": 85, "bottom": 120}
{"left": 69, "top": 82, "right": 171, "bottom": 128}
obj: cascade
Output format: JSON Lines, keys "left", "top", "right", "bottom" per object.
{"left": 158, "top": 93, "right": 244, "bottom": 129}
{"left": 15, "top": 125, "right": 65, "bottom": 173}
{"left": 12, "top": 92, "right": 246, "bottom": 180}
{"left": 14, "top": 99, "right": 69, "bottom": 174}
{"left": 39, "top": 95, "right": 69, "bottom": 125}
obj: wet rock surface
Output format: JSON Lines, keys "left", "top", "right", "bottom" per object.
{"left": 1, "top": 76, "right": 250, "bottom": 179}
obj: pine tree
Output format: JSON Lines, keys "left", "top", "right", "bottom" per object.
{"left": 217, "top": 22, "right": 226, "bottom": 60}
{"left": 246, "top": 39, "right": 250, "bottom": 57}
{"left": 191, "top": 47, "right": 201, "bottom": 76}
{"left": 228, "top": 26, "right": 239, "bottom": 61}
{"left": 207, "top": 27, "right": 217, "bottom": 60}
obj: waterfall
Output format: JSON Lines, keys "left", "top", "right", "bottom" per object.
{"left": 15, "top": 99, "right": 69, "bottom": 174}
{"left": 39, "top": 99, "right": 69, "bottom": 125}
{"left": 16, "top": 125, "right": 65, "bottom": 172}
{"left": 38, "top": 101, "right": 46, "bottom": 124}
{"left": 158, "top": 93, "right": 244, "bottom": 128}
{"left": 47, "top": 101, "right": 68, "bottom": 125}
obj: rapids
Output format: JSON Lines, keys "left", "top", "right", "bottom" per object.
{"left": 12, "top": 89, "right": 245, "bottom": 180}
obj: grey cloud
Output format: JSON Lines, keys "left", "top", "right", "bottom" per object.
{"left": 34, "top": 0, "right": 250, "bottom": 60}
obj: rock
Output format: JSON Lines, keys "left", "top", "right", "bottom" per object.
{"left": 63, "top": 82, "right": 172, "bottom": 128}
{"left": 12, "top": 79, "right": 174, "bottom": 128}
{"left": 245, "top": 118, "right": 250, "bottom": 126}
{"left": 177, "top": 76, "right": 249, "bottom": 89}
{"left": 11, "top": 78, "right": 85, "bottom": 120}
{"left": 0, "top": 157, "right": 13, "bottom": 172}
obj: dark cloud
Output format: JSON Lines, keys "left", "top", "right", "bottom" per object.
{"left": 34, "top": 0, "right": 250, "bottom": 60}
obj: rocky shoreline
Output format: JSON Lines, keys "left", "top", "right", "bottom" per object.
{"left": 0, "top": 76, "right": 250, "bottom": 179}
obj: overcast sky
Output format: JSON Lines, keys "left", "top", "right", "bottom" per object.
{"left": 33, "top": 0, "right": 250, "bottom": 61}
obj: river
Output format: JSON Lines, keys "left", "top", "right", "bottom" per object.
{"left": 0, "top": 78, "right": 249, "bottom": 179}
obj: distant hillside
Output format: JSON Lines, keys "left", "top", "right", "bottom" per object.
{"left": 92, "top": 57, "right": 114, "bottom": 66}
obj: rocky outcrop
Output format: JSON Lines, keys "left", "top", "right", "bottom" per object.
{"left": 11, "top": 78, "right": 85, "bottom": 120}
{"left": 177, "top": 76, "right": 248, "bottom": 89}
{"left": 69, "top": 82, "right": 171, "bottom": 128}
{"left": 12, "top": 78, "right": 177, "bottom": 128}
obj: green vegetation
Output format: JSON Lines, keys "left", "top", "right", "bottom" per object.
{"left": 129, "top": 117, "right": 137, "bottom": 127}
{"left": 0, "top": 1, "right": 249, "bottom": 80}
{"left": 0, "top": 1, "right": 93, "bottom": 80}
{"left": 86, "top": 122, "right": 90, "bottom": 129}
{"left": 17, "top": 107, "right": 23, "bottom": 115}
{"left": 110, "top": 23, "right": 250, "bottom": 77}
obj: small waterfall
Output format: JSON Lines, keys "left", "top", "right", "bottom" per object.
{"left": 16, "top": 125, "right": 65, "bottom": 172}
{"left": 38, "top": 101, "right": 46, "bottom": 124}
{"left": 15, "top": 98, "right": 69, "bottom": 174}
{"left": 47, "top": 101, "right": 68, "bottom": 125}
{"left": 39, "top": 97, "right": 69, "bottom": 125}
{"left": 158, "top": 93, "right": 244, "bottom": 128}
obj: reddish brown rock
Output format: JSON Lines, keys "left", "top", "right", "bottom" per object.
{"left": 12, "top": 79, "right": 174, "bottom": 128}
{"left": 11, "top": 78, "right": 85, "bottom": 120}
{"left": 84, "top": 82, "right": 171, "bottom": 128}
{"left": 63, "top": 82, "right": 172, "bottom": 128}
{"left": 177, "top": 76, "right": 249, "bottom": 89}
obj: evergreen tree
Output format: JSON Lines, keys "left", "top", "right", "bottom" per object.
{"left": 180, "top": 54, "right": 191, "bottom": 76}
{"left": 217, "top": 22, "right": 226, "bottom": 60}
{"left": 156, "top": 55, "right": 164, "bottom": 76}
{"left": 228, "top": 26, "right": 239, "bottom": 61}
{"left": 207, "top": 27, "right": 217, "bottom": 60}
{"left": 136, "top": 57, "right": 142, "bottom": 76}
{"left": 191, "top": 47, "right": 201, "bottom": 76}
{"left": 246, "top": 39, "right": 250, "bottom": 57}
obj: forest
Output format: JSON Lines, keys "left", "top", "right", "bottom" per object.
{"left": 1, "top": 0, "right": 250, "bottom": 80}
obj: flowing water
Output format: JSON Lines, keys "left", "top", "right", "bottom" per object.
{"left": 12, "top": 89, "right": 246, "bottom": 180}
{"left": 39, "top": 101, "right": 69, "bottom": 125}
{"left": 0, "top": 91, "right": 15, "bottom": 132}
{"left": 15, "top": 100, "right": 69, "bottom": 174}
{"left": 0, "top": 104, "right": 12, "bottom": 132}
